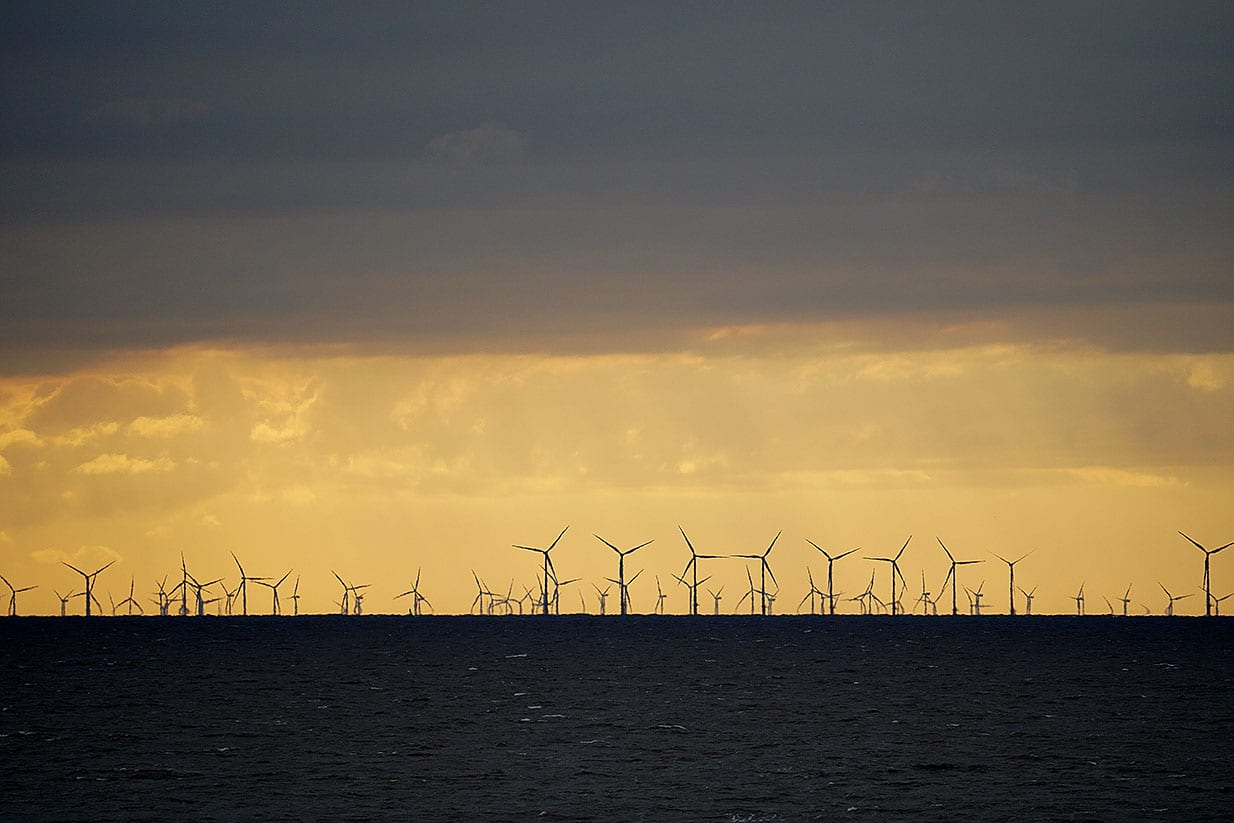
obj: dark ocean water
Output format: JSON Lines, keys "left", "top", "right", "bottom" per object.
{"left": 2, "top": 615, "right": 1231, "bottom": 821}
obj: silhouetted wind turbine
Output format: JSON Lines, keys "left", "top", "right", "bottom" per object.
{"left": 54, "top": 588, "right": 76, "bottom": 617}
{"left": 2, "top": 575, "right": 38, "bottom": 616}
{"left": 62, "top": 560, "right": 114, "bottom": 617}
{"left": 866, "top": 536, "right": 911, "bottom": 616}
{"left": 1213, "top": 592, "right": 1233, "bottom": 617}
{"left": 595, "top": 534, "right": 653, "bottom": 615}
{"left": 592, "top": 583, "right": 611, "bottom": 615}
{"left": 733, "top": 531, "right": 781, "bottom": 615}
{"left": 332, "top": 571, "right": 352, "bottom": 615}
{"left": 806, "top": 541, "right": 859, "bottom": 616}
{"left": 115, "top": 577, "right": 143, "bottom": 616}
{"left": 1073, "top": 583, "right": 1086, "bottom": 616}
{"left": 396, "top": 569, "right": 430, "bottom": 615}
{"left": 1018, "top": 585, "right": 1038, "bottom": 615}
{"left": 937, "top": 539, "right": 982, "bottom": 616}
{"left": 256, "top": 570, "right": 293, "bottom": 615}
{"left": 799, "top": 568, "right": 824, "bottom": 615}
{"left": 654, "top": 576, "right": 668, "bottom": 614}
{"left": 674, "top": 570, "right": 711, "bottom": 615}
{"left": 992, "top": 550, "right": 1033, "bottom": 615}
{"left": 707, "top": 585, "right": 725, "bottom": 615}
{"left": 678, "top": 527, "right": 727, "bottom": 616}
{"left": 232, "top": 552, "right": 265, "bottom": 616}
{"left": 1158, "top": 582, "right": 1191, "bottom": 616}
{"left": 349, "top": 583, "right": 370, "bottom": 615}
{"left": 737, "top": 567, "right": 758, "bottom": 615}
{"left": 965, "top": 581, "right": 986, "bottom": 615}
{"left": 152, "top": 576, "right": 170, "bottom": 616}
{"left": 290, "top": 575, "right": 301, "bottom": 615}
{"left": 1178, "top": 531, "right": 1233, "bottom": 617}
{"left": 916, "top": 571, "right": 937, "bottom": 615}
{"left": 1119, "top": 584, "right": 1132, "bottom": 617}
{"left": 514, "top": 526, "right": 569, "bottom": 616}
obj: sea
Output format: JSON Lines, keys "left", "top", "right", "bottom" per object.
{"left": 2, "top": 615, "right": 1231, "bottom": 821}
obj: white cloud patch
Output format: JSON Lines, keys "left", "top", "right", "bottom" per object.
{"left": 0, "top": 428, "right": 43, "bottom": 449}
{"left": 53, "top": 422, "right": 121, "bottom": 447}
{"left": 74, "top": 453, "right": 175, "bottom": 476}
{"left": 128, "top": 413, "right": 206, "bottom": 438}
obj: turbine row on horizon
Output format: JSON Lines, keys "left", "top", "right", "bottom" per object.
{"left": 3, "top": 529, "right": 1229, "bottom": 619}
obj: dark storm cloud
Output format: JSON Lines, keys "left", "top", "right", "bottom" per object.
{"left": 1, "top": 2, "right": 1232, "bottom": 358}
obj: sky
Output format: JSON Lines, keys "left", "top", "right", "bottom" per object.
{"left": 1, "top": 2, "right": 1232, "bottom": 616}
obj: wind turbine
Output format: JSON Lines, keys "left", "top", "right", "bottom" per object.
{"left": 654, "top": 576, "right": 668, "bottom": 615}
{"left": 1103, "top": 595, "right": 1115, "bottom": 615}
{"left": 115, "top": 577, "right": 143, "bottom": 616}
{"left": 964, "top": 581, "right": 986, "bottom": 615}
{"left": 707, "top": 585, "right": 725, "bottom": 615}
{"left": 732, "top": 531, "right": 781, "bottom": 616}
{"left": 678, "top": 527, "right": 728, "bottom": 616}
{"left": 595, "top": 535, "right": 653, "bottom": 615}
{"left": 349, "top": 583, "right": 371, "bottom": 615}
{"left": 1213, "top": 593, "right": 1233, "bottom": 616}
{"left": 991, "top": 550, "right": 1034, "bottom": 615}
{"left": 736, "top": 567, "right": 759, "bottom": 615}
{"left": 1158, "top": 582, "right": 1191, "bottom": 616}
{"left": 937, "top": 539, "right": 982, "bottom": 616}
{"left": 332, "top": 571, "right": 352, "bottom": 615}
{"left": 1119, "top": 584, "right": 1132, "bottom": 617}
{"left": 1178, "top": 531, "right": 1233, "bottom": 617}
{"left": 257, "top": 570, "right": 293, "bottom": 615}
{"left": 1017, "top": 585, "right": 1038, "bottom": 615}
{"left": 798, "top": 568, "right": 824, "bottom": 615}
{"left": 152, "top": 576, "right": 170, "bottom": 616}
{"left": 290, "top": 575, "right": 301, "bottom": 615}
{"left": 62, "top": 560, "right": 114, "bottom": 617}
{"left": 1073, "top": 583, "right": 1086, "bottom": 616}
{"left": 232, "top": 552, "right": 266, "bottom": 616}
{"left": 468, "top": 571, "right": 490, "bottom": 614}
{"left": 806, "top": 541, "right": 860, "bottom": 616}
{"left": 513, "top": 526, "right": 569, "bottom": 616}
{"left": 592, "top": 583, "right": 611, "bottom": 615}
{"left": 396, "top": 569, "right": 430, "bottom": 615}
{"left": 916, "top": 571, "right": 937, "bottom": 615}
{"left": 1, "top": 575, "right": 38, "bottom": 617}
{"left": 866, "top": 536, "right": 911, "bottom": 616}
{"left": 54, "top": 588, "right": 77, "bottom": 617}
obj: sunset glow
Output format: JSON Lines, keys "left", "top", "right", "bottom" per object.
{"left": 2, "top": 5, "right": 1232, "bottom": 616}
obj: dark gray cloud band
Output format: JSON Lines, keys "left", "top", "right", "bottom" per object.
{"left": 1, "top": 2, "right": 1231, "bottom": 360}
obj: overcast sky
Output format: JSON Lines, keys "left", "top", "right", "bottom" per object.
{"left": 3, "top": 2, "right": 1232, "bottom": 359}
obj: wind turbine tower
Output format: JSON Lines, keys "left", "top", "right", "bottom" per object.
{"left": 992, "top": 550, "right": 1033, "bottom": 615}
{"left": 62, "top": 561, "right": 114, "bottom": 617}
{"left": 595, "top": 534, "right": 653, "bottom": 615}
{"left": 937, "top": 539, "right": 982, "bottom": 616}
{"left": 513, "top": 526, "right": 569, "bottom": 615}
{"left": 1178, "top": 531, "right": 1233, "bottom": 617}
{"left": 866, "top": 536, "right": 911, "bottom": 616}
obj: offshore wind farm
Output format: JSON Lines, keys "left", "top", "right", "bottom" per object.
{"left": 3, "top": 2, "right": 1234, "bottom": 820}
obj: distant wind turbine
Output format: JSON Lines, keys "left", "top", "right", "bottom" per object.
{"left": 115, "top": 577, "right": 143, "bottom": 616}
{"left": 2, "top": 575, "right": 38, "bottom": 616}
{"left": 732, "top": 531, "right": 781, "bottom": 616}
{"left": 707, "top": 585, "right": 725, "bottom": 615}
{"left": 513, "top": 526, "right": 569, "bottom": 616}
{"left": 866, "top": 536, "right": 911, "bottom": 616}
{"left": 1017, "top": 585, "right": 1038, "bottom": 615}
{"left": 595, "top": 534, "right": 653, "bottom": 615}
{"left": 62, "top": 560, "right": 114, "bottom": 617}
{"left": 54, "top": 588, "right": 77, "bottom": 617}
{"left": 937, "top": 539, "right": 982, "bottom": 616}
{"left": 806, "top": 541, "right": 859, "bottom": 616}
{"left": 991, "top": 550, "right": 1033, "bottom": 615}
{"left": 678, "top": 527, "right": 727, "bottom": 616}
{"left": 1073, "top": 583, "right": 1086, "bottom": 616}
{"left": 232, "top": 552, "right": 265, "bottom": 616}
{"left": 1118, "top": 584, "right": 1132, "bottom": 617}
{"left": 1158, "top": 582, "right": 1191, "bottom": 617}
{"left": 1177, "top": 531, "right": 1233, "bottom": 617}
